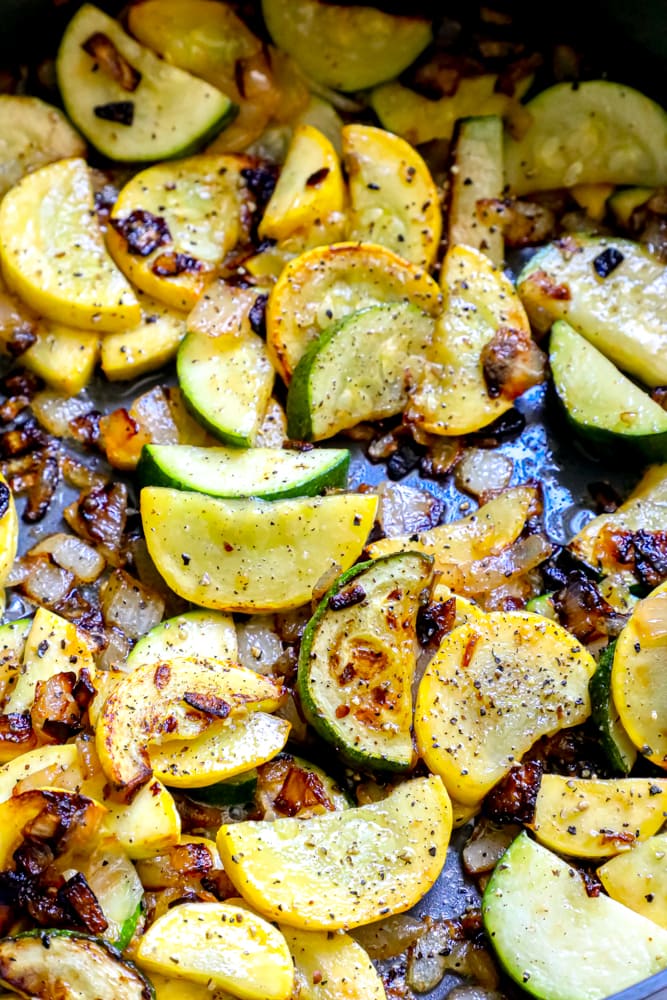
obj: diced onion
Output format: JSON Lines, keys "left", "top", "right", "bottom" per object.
{"left": 20, "top": 555, "right": 74, "bottom": 606}
{"left": 351, "top": 914, "right": 425, "bottom": 960}
{"left": 455, "top": 449, "right": 513, "bottom": 499}
{"left": 376, "top": 480, "right": 443, "bottom": 537}
{"left": 99, "top": 569, "right": 164, "bottom": 641}
{"left": 236, "top": 615, "right": 284, "bottom": 675}
{"left": 29, "top": 533, "right": 105, "bottom": 583}
{"left": 30, "top": 390, "right": 93, "bottom": 438}
{"left": 462, "top": 820, "right": 521, "bottom": 875}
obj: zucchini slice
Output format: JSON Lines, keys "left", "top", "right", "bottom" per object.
{"left": 415, "top": 612, "right": 596, "bottom": 806}
{"left": 0, "top": 95, "right": 85, "bottom": 198}
{"left": 504, "top": 80, "right": 667, "bottom": 195}
{"left": 140, "top": 489, "right": 378, "bottom": 613}
{"left": 518, "top": 236, "right": 667, "bottom": 388}
{"left": 589, "top": 641, "right": 637, "bottom": 775}
{"left": 531, "top": 775, "right": 667, "bottom": 858}
{"left": 286, "top": 303, "right": 434, "bottom": 442}
{"left": 76, "top": 841, "right": 144, "bottom": 949}
{"left": 136, "top": 901, "right": 293, "bottom": 1000}
{"left": 177, "top": 329, "right": 274, "bottom": 447}
{"left": 261, "top": 0, "right": 431, "bottom": 92}
{"left": 217, "top": 776, "right": 451, "bottom": 930}
{"left": 448, "top": 115, "right": 504, "bottom": 267}
{"left": 342, "top": 124, "right": 441, "bottom": 268}
{"left": 0, "top": 931, "right": 154, "bottom": 1000}
{"left": 57, "top": 3, "right": 234, "bottom": 161}
{"left": 410, "top": 244, "right": 542, "bottom": 435}
{"left": 187, "top": 768, "right": 259, "bottom": 807}
{"left": 0, "top": 158, "right": 140, "bottom": 333}
{"left": 107, "top": 155, "right": 252, "bottom": 311}
{"left": 137, "top": 444, "right": 350, "bottom": 500}
{"left": 370, "top": 75, "right": 533, "bottom": 146}
{"left": 297, "top": 551, "right": 433, "bottom": 771}
{"left": 612, "top": 582, "right": 667, "bottom": 770}
{"left": 550, "top": 320, "right": 667, "bottom": 461}
{"left": 266, "top": 241, "right": 442, "bottom": 383}
{"left": 598, "top": 832, "right": 667, "bottom": 930}
{"left": 126, "top": 610, "right": 238, "bottom": 671}
{"left": 482, "top": 832, "right": 667, "bottom": 1000}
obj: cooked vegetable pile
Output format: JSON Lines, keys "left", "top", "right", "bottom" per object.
{"left": 0, "top": 2, "right": 664, "bottom": 999}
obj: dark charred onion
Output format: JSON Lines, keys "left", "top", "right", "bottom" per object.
{"left": 483, "top": 761, "right": 543, "bottom": 824}
{"left": 552, "top": 570, "right": 629, "bottom": 641}
{"left": 481, "top": 327, "right": 547, "bottom": 401}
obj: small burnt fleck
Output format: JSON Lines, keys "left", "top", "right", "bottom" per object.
{"left": 593, "top": 246, "right": 624, "bottom": 278}
{"left": 110, "top": 209, "right": 171, "bottom": 257}
{"left": 305, "top": 167, "right": 330, "bottom": 188}
{"left": 329, "top": 584, "right": 366, "bottom": 611}
{"left": 151, "top": 252, "right": 203, "bottom": 277}
{"left": 0, "top": 483, "right": 9, "bottom": 519}
{"left": 248, "top": 293, "right": 268, "bottom": 337}
{"left": 93, "top": 101, "right": 135, "bottom": 126}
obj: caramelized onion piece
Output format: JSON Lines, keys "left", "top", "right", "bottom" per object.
{"left": 99, "top": 569, "right": 164, "bottom": 641}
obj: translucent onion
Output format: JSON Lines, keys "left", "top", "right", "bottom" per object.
{"left": 376, "top": 480, "right": 443, "bottom": 537}
{"left": 99, "top": 569, "right": 164, "bottom": 641}
{"left": 30, "top": 390, "right": 94, "bottom": 438}
{"left": 351, "top": 914, "right": 425, "bottom": 960}
{"left": 29, "top": 533, "right": 105, "bottom": 583}
{"left": 236, "top": 615, "right": 284, "bottom": 675}
{"left": 455, "top": 449, "right": 513, "bottom": 499}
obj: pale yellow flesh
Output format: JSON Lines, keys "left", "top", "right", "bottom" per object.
{"left": 0, "top": 475, "right": 18, "bottom": 590}
{"left": 0, "top": 158, "right": 139, "bottom": 331}
{"left": 266, "top": 241, "right": 442, "bottom": 382}
{"left": 127, "top": 610, "right": 238, "bottom": 671}
{"left": 141, "top": 488, "right": 378, "bottom": 612}
{"left": 342, "top": 124, "right": 441, "bottom": 268}
{"left": 136, "top": 901, "right": 294, "bottom": 1000}
{"left": 531, "top": 775, "right": 667, "bottom": 858}
{"left": 150, "top": 711, "right": 291, "bottom": 787}
{"left": 22, "top": 323, "right": 99, "bottom": 395}
{"left": 0, "top": 94, "right": 86, "bottom": 199}
{"left": 448, "top": 115, "right": 504, "bottom": 267}
{"left": 217, "top": 776, "right": 452, "bottom": 930}
{"left": 409, "top": 244, "right": 533, "bottom": 434}
{"left": 415, "top": 612, "right": 596, "bottom": 805}
{"left": 260, "top": 124, "right": 345, "bottom": 243}
{"left": 101, "top": 292, "right": 187, "bottom": 381}
{"left": 612, "top": 581, "right": 667, "bottom": 768}
{"left": 598, "top": 833, "right": 667, "bottom": 929}
{"left": 281, "top": 925, "right": 387, "bottom": 1000}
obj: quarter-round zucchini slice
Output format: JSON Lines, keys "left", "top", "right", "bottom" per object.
{"left": 297, "top": 551, "right": 433, "bottom": 771}
{"left": 550, "top": 320, "right": 667, "bottom": 461}
{"left": 0, "top": 158, "right": 139, "bottom": 333}
{"left": 177, "top": 329, "right": 274, "bottom": 447}
{"left": 589, "top": 640, "right": 637, "bottom": 775}
{"left": 266, "top": 241, "right": 442, "bottom": 383}
{"left": 504, "top": 80, "right": 667, "bottom": 195}
{"left": 286, "top": 303, "right": 434, "bottom": 441}
{"left": 482, "top": 832, "right": 667, "bottom": 1000}
{"left": 0, "top": 95, "right": 86, "bottom": 199}
{"left": 140, "top": 488, "right": 378, "bottom": 613}
{"left": 261, "top": 0, "right": 432, "bottom": 92}
{"left": 57, "top": 3, "right": 235, "bottom": 161}
{"left": 137, "top": 444, "right": 350, "bottom": 500}
{"left": 0, "top": 931, "right": 154, "bottom": 999}
{"left": 126, "top": 609, "right": 238, "bottom": 671}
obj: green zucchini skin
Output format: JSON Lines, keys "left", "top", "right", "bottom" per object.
{"left": 137, "top": 444, "right": 350, "bottom": 500}
{"left": 297, "top": 551, "right": 433, "bottom": 772}
{"left": 549, "top": 320, "right": 667, "bottom": 462}
{"left": 589, "top": 641, "right": 637, "bottom": 775}
{"left": 0, "top": 930, "right": 155, "bottom": 999}
{"left": 184, "top": 769, "right": 259, "bottom": 807}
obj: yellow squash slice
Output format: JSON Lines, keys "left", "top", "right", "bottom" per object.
{"left": 612, "top": 581, "right": 667, "bottom": 768}
{"left": 107, "top": 155, "right": 252, "bottom": 310}
{"left": 100, "top": 291, "right": 188, "bottom": 381}
{"left": 22, "top": 323, "right": 99, "bottom": 396}
{"left": 342, "top": 124, "right": 441, "bottom": 268}
{"left": 136, "top": 901, "right": 294, "bottom": 1000}
{"left": 260, "top": 124, "right": 345, "bottom": 243}
{"left": 531, "top": 775, "right": 667, "bottom": 858}
{"left": 0, "top": 158, "right": 139, "bottom": 332}
{"left": 149, "top": 975, "right": 234, "bottom": 1000}
{"left": 280, "top": 924, "right": 387, "bottom": 1000}
{"left": 0, "top": 474, "right": 17, "bottom": 592}
{"left": 96, "top": 656, "right": 285, "bottom": 794}
{"left": 409, "top": 244, "right": 542, "bottom": 435}
{"left": 598, "top": 833, "right": 667, "bottom": 929}
{"left": 5, "top": 607, "right": 94, "bottom": 716}
{"left": 0, "top": 94, "right": 86, "bottom": 199}
{"left": 141, "top": 488, "right": 378, "bottom": 612}
{"left": 415, "top": 612, "right": 596, "bottom": 805}
{"left": 217, "top": 776, "right": 451, "bottom": 930}
{"left": 266, "top": 241, "right": 442, "bottom": 382}
{"left": 0, "top": 741, "right": 181, "bottom": 860}
{"left": 150, "top": 711, "right": 291, "bottom": 788}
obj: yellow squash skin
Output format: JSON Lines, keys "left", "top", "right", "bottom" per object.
{"left": 95, "top": 655, "right": 285, "bottom": 794}
{"left": 136, "top": 901, "right": 294, "bottom": 1000}
{"left": 0, "top": 474, "right": 17, "bottom": 593}
{"left": 531, "top": 775, "right": 667, "bottom": 858}
{"left": 107, "top": 155, "right": 253, "bottom": 310}
{"left": 612, "top": 581, "right": 667, "bottom": 769}
{"left": 217, "top": 775, "right": 452, "bottom": 930}
{"left": 260, "top": 124, "right": 345, "bottom": 243}
{"left": 415, "top": 612, "right": 596, "bottom": 806}
{"left": 342, "top": 124, "right": 441, "bottom": 268}
{"left": 0, "top": 158, "right": 139, "bottom": 332}
{"left": 266, "top": 241, "right": 442, "bottom": 382}
{"left": 409, "top": 244, "right": 537, "bottom": 435}
{"left": 141, "top": 488, "right": 378, "bottom": 612}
